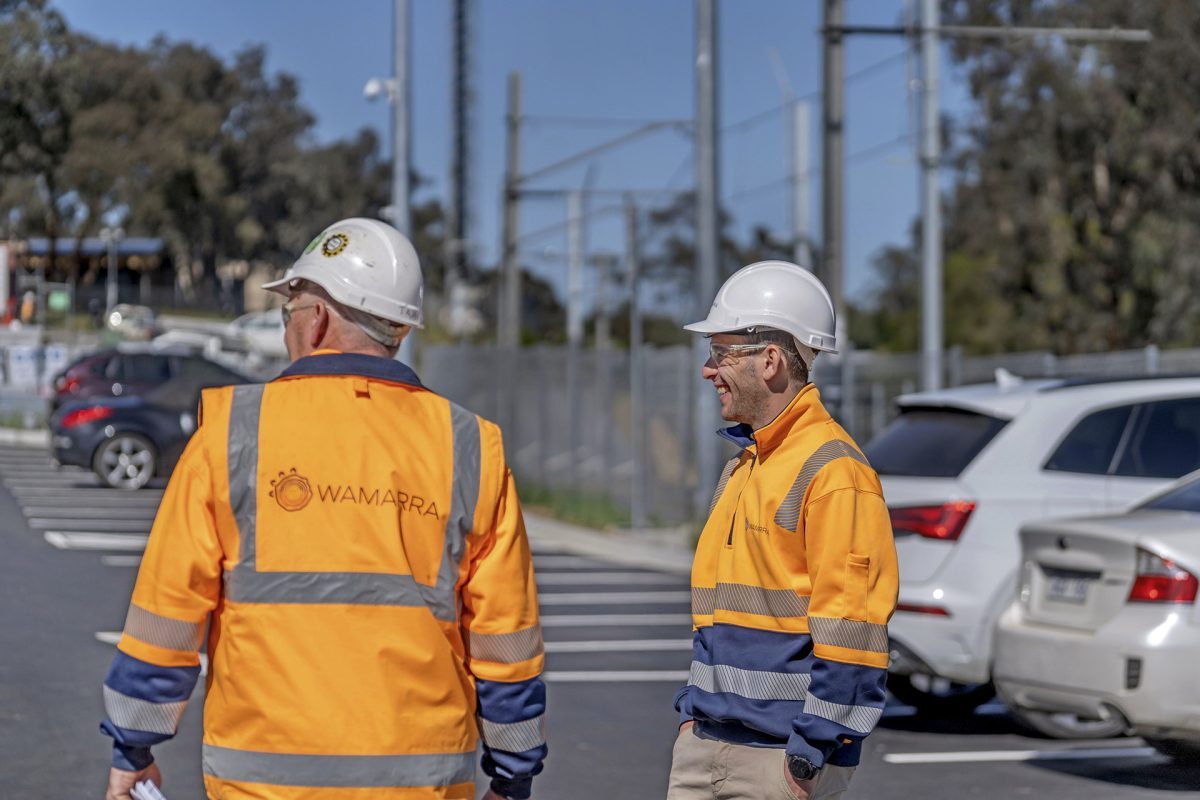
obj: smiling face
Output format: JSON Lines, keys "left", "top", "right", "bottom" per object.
{"left": 701, "top": 333, "right": 771, "bottom": 425}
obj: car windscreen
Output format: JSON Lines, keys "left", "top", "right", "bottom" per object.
{"left": 1140, "top": 475, "right": 1200, "bottom": 513}
{"left": 865, "top": 407, "right": 1008, "bottom": 478}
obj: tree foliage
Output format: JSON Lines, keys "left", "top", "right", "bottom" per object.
{"left": 855, "top": 0, "right": 1200, "bottom": 354}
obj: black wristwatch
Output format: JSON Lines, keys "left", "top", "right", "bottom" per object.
{"left": 786, "top": 754, "right": 820, "bottom": 781}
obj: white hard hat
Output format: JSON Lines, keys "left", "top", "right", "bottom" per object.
{"left": 683, "top": 260, "right": 837, "bottom": 354}
{"left": 263, "top": 217, "right": 424, "bottom": 329}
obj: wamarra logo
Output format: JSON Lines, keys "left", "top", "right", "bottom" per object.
{"left": 270, "top": 468, "right": 312, "bottom": 512}
{"left": 315, "top": 484, "right": 442, "bottom": 519}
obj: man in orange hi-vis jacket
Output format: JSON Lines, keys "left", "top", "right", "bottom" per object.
{"left": 100, "top": 218, "right": 547, "bottom": 800}
{"left": 668, "top": 261, "right": 898, "bottom": 800}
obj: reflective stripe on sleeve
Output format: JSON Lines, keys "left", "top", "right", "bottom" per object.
{"left": 802, "top": 694, "right": 883, "bottom": 734}
{"left": 103, "top": 686, "right": 186, "bottom": 735}
{"left": 421, "top": 403, "right": 480, "bottom": 622}
{"left": 201, "top": 745, "right": 475, "bottom": 788}
{"left": 467, "top": 626, "right": 544, "bottom": 663}
{"left": 123, "top": 603, "right": 204, "bottom": 652}
{"left": 687, "top": 661, "right": 811, "bottom": 701}
{"left": 691, "top": 583, "right": 809, "bottom": 618}
{"left": 478, "top": 714, "right": 547, "bottom": 754}
{"left": 808, "top": 616, "right": 889, "bottom": 654}
{"left": 774, "top": 440, "right": 869, "bottom": 532}
{"left": 223, "top": 570, "right": 434, "bottom": 610}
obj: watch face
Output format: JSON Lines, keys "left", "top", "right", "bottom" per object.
{"left": 787, "top": 754, "right": 818, "bottom": 781}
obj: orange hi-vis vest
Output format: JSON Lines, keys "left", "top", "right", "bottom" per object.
{"left": 101, "top": 353, "right": 547, "bottom": 800}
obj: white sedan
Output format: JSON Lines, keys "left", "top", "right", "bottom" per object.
{"left": 994, "top": 472, "right": 1200, "bottom": 763}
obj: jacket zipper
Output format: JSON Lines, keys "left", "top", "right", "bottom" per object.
{"left": 727, "top": 452, "right": 756, "bottom": 546}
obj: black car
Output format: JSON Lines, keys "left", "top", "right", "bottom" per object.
{"left": 50, "top": 357, "right": 248, "bottom": 489}
{"left": 50, "top": 344, "right": 220, "bottom": 412}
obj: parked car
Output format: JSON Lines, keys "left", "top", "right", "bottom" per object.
{"left": 224, "top": 308, "right": 286, "bottom": 359}
{"left": 994, "top": 472, "right": 1200, "bottom": 763}
{"left": 865, "top": 373, "right": 1200, "bottom": 733}
{"left": 51, "top": 345, "right": 217, "bottom": 411}
{"left": 50, "top": 356, "right": 248, "bottom": 489}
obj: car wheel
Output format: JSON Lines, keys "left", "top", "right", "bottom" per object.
{"left": 1143, "top": 738, "right": 1200, "bottom": 764}
{"left": 887, "top": 673, "right": 996, "bottom": 717}
{"left": 93, "top": 434, "right": 157, "bottom": 490}
{"left": 1010, "top": 706, "right": 1126, "bottom": 740}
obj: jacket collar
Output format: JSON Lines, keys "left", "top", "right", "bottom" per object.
{"left": 715, "top": 383, "right": 829, "bottom": 457}
{"left": 275, "top": 349, "right": 423, "bottom": 388}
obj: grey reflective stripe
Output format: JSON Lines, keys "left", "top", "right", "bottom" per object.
{"left": 802, "top": 695, "right": 883, "bottom": 734}
{"left": 688, "top": 661, "right": 811, "bottom": 701}
{"left": 478, "top": 714, "right": 547, "bottom": 753}
{"left": 708, "top": 456, "right": 740, "bottom": 515}
{"left": 420, "top": 403, "right": 480, "bottom": 621}
{"left": 103, "top": 686, "right": 186, "bottom": 735}
{"left": 691, "top": 583, "right": 809, "bottom": 618}
{"left": 774, "top": 440, "right": 870, "bottom": 531}
{"left": 123, "top": 603, "right": 204, "bottom": 651}
{"left": 202, "top": 744, "right": 475, "bottom": 788}
{"left": 468, "top": 626, "right": 544, "bottom": 663}
{"left": 809, "top": 616, "right": 889, "bottom": 654}
{"left": 228, "top": 384, "right": 265, "bottom": 568}
{"left": 224, "top": 570, "right": 430, "bottom": 607}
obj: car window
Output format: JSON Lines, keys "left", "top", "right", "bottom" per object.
{"left": 118, "top": 354, "right": 172, "bottom": 383}
{"left": 1044, "top": 404, "right": 1133, "bottom": 475}
{"left": 1140, "top": 475, "right": 1200, "bottom": 513}
{"left": 1114, "top": 397, "right": 1200, "bottom": 479}
{"left": 865, "top": 408, "right": 1007, "bottom": 478}
{"left": 173, "top": 356, "right": 244, "bottom": 384}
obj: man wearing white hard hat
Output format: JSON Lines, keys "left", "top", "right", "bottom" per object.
{"left": 100, "top": 218, "right": 547, "bottom": 800}
{"left": 667, "top": 261, "right": 898, "bottom": 800}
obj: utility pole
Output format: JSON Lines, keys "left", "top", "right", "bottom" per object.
{"left": 694, "top": 0, "right": 720, "bottom": 517}
{"left": 392, "top": 0, "right": 414, "bottom": 364}
{"left": 821, "top": 0, "right": 845, "bottom": 319}
{"left": 499, "top": 72, "right": 522, "bottom": 348}
{"left": 791, "top": 100, "right": 813, "bottom": 270}
{"left": 919, "top": 0, "right": 941, "bottom": 391}
{"left": 447, "top": 0, "right": 474, "bottom": 337}
{"left": 626, "top": 196, "right": 647, "bottom": 528}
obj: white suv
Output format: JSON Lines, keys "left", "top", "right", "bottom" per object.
{"left": 865, "top": 374, "right": 1200, "bottom": 734}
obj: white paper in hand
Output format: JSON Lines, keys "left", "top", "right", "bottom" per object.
{"left": 131, "top": 779, "right": 168, "bottom": 800}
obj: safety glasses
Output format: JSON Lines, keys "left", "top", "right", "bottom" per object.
{"left": 709, "top": 342, "right": 767, "bottom": 365}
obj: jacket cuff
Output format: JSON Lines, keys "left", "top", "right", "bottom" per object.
{"left": 491, "top": 775, "right": 533, "bottom": 799}
{"left": 785, "top": 733, "right": 831, "bottom": 770}
{"left": 112, "top": 743, "right": 154, "bottom": 771}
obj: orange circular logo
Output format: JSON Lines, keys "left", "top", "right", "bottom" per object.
{"left": 270, "top": 468, "right": 312, "bottom": 512}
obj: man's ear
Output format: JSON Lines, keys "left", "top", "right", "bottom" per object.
{"left": 761, "top": 345, "right": 784, "bottom": 382}
{"left": 308, "top": 302, "right": 331, "bottom": 349}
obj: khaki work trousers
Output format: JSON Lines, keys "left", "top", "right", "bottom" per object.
{"left": 666, "top": 725, "right": 855, "bottom": 800}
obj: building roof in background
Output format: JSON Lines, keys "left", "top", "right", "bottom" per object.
{"left": 23, "top": 238, "right": 165, "bottom": 257}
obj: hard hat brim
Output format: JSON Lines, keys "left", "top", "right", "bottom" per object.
{"left": 261, "top": 276, "right": 291, "bottom": 295}
{"left": 683, "top": 319, "right": 737, "bottom": 335}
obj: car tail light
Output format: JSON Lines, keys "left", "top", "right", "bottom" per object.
{"left": 56, "top": 376, "right": 80, "bottom": 395}
{"left": 889, "top": 501, "right": 976, "bottom": 541}
{"left": 1128, "top": 548, "right": 1198, "bottom": 604}
{"left": 61, "top": 406, "right": 114, "bottom": 428}
{"left": 895, "top": 602, "right": 952, "bottom": 617}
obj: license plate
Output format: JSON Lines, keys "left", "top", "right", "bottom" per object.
{"left": 1045, "top": 571, "right": 1091, "bottom": 604}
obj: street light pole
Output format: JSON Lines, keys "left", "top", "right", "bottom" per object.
{"left": 101, "top": 226, "right": 123, "bottom": 311}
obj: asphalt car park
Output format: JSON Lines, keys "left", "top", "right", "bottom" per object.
{"left": 2, "top": 442, "right": 1199, "bottom": 798}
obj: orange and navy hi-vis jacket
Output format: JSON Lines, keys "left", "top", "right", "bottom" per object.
{"left": 100, "top": 352, "right": 547, "bottom": 800}
{"left": 674, "top": 384, "right": 898, "bottom": 769}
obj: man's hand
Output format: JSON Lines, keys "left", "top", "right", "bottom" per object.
{"left": 782, "top": 763, "right": 817, "bottom": 800}
{"left": 105, "top": 762, "right": 162, "bottom": 800}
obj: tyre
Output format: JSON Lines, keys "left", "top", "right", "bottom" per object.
{"left": 1010, "top": 706, "right": 1126, "bottom": 740}
{"left": 94, "top": 433, "right": 158, "bottom": 490}
{"left": 1144, "top": 738, "right": 1200, "bottom": 764}
{"left": 887, "top": 673, "right": 995, "bottom": 717}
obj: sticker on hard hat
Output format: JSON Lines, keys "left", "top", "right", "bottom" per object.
{"left": 302, "top": 234, "right": 322, "bottom": 255}
{"left": 321, "top": 233, "right": 349, "bottom": 257}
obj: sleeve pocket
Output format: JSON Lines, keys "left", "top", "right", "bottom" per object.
{"left": 845, "top": 553, "right": 871, "bottom": 621}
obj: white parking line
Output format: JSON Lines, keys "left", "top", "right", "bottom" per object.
{"left": 544, "top": 670, "right": 690, "bottom": 682}
{"left": 538, "top": 591, "right": 691, "bottom": 605}
{"left": 545, "top": 639, "right": 693, "bottom": 653}
{"left": 24, "top": 507, "right": 159, "bottom": 518}
{"left": 532, "top": 556, "right": 605, "bottom": 569}
{"left": 883, "top": 746, "right": 1161, "bottom": 765}
{"left": 536, "top": 572, "right": 686, "bottom": 585}
{"left": 101, "top": 555, "right": 144, "bottom": 567}
{"left": 30, "top": 519, "right": 153, "bottom": 530}
{"left": 44, "top": 532, "right": 149, "bottom": 551}
{"left": 539, "top": 614, "right": 692, "bottom": 627}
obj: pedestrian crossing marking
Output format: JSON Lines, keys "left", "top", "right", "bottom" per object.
{"left": 44, "top": 532, "right": 149, "bottom": 551}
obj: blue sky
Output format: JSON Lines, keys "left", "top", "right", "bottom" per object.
{"left": 52, "top": 0, "right": 973, "bottom": 312}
